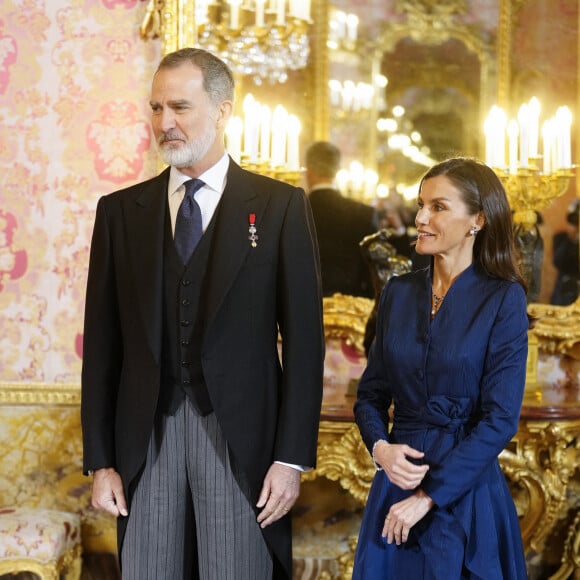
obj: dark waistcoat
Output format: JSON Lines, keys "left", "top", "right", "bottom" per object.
{"left": 159, "top": 201, "right": 219, "bottom": 416}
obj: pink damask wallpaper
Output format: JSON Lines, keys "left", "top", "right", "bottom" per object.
{"left": 0, "top": 0, "right": 160, "bottom": 383}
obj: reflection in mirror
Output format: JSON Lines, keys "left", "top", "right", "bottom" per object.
{"left": 326, "top": 0, "right": 577, "bottom": 305}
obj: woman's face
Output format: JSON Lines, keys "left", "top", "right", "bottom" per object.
{"left": 415, "top": 175, "right": 483, "bottom": 261}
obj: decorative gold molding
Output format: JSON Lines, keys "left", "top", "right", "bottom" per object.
{"left": 0, "top": 383, "right": 80, "bottom": 406}
{"left": 310, "top": 0, "right": 330, "bottom": 141}
{"left": 528, "top": 302, "right": 580, "bottom": 359}
{"left": 497, "top": 0, "right": 512, "bottom": 107}
{"left": 499, "top": 419, "right": 580, "bottom": 555}
{"left": 550, "top": 509, "right": 580, "bottom": 580}
{"left": 0, "top": 542, "right": 82, "bottom": 580}
{"left": 322, "top": 294, "right": 374, "bottom": 354}
{"left": 141, "top": 0, "right": 196, "bottom": 54}
{"left": 302, "top": 421, "right": 374, "bottom": 505}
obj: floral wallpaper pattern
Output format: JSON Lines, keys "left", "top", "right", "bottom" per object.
{"left": 0, "top": 0, "right": 160, "bottom": 383}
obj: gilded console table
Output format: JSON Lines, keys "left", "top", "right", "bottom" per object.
{"left": 305, "top": 378, "right": 580, "bottom": 579}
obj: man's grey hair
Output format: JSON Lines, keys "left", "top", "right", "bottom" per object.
{"left": 156, "top": 47, "right": 235, "bottom": 107}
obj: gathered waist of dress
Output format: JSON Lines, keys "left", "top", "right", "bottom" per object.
{"left": 393, "top": 396, "right": 477, "bottom": 434}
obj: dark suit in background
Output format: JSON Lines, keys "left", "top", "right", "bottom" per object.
{"left": 305, "top": 142, "right": 377, "bottom": 298}
{"left": 81, "top": 48, "right": 324, "bottom": 579}
{"left": 309, "top": 187, "right": 377, "bottom": 297}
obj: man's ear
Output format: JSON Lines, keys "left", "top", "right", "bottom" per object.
{"left": 217, "top": 100, "right": 233, "bottom": 127}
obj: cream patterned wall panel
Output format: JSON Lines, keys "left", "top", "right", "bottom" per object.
{"left": 0, "top": 1, "right": 160, "bottom": 384}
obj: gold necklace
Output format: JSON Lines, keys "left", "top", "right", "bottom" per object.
{"left": 431, "top": 290, "right": 445, "bottom": 318}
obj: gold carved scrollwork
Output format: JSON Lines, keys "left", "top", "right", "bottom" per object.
{"left": 322, "top": 293, "right": 374, "bottom": 354}
{"left": 303, "top": 422, "right": 375, "bottom": 505}
{"left": 550, "top": 509, "right": 580, "bottom": 580}
{"left": 140, "top": 0, "right": 164, "bottom": 40}
{"left": 140, "top": 0, "right": 196, "bottom": 54}
{"left": 499, "top": 419, "right": 580, "bottom": 555}
{"left": 528, "top": 302, "right": 580, "bottom": 359}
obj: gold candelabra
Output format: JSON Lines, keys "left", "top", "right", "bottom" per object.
{"left": 495, "top": 163, "right": 574, "bottom": 225}
{"left": 239, "top": 158, "right": 303, "bottom": 186}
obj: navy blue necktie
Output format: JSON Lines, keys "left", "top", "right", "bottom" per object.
{"left": 174, "top": 178, "right": 204, "bottom": 264}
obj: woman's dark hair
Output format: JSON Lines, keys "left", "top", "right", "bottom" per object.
{"left": 419, "top": 157, "right": 527, "bottom": 291}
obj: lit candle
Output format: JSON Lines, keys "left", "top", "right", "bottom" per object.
{"left": 270, "top": 105, "right": 288, "bottom": 166}
{"left": 542, "top": 119, "right": 553, "bottom": 174}
{"left": 229, "top": 0, "right": 242, "bottom": 29}
{"left": 243, "top": 94, "right": 257, "bottom": 157}
{"left": 483, "top": 111, "right": 494, "bottom": 167}
{"left": 288, "top": 0, "right": 298, "bottom": 18}
{"left": 517, "top": 103, "right": 530, "bottom": 168}
{"left": 336, "top": 169, "right": 349, "bottom": 195}
{"left": 195, "top": 0, "right": 209, "bottom": 25}
{"left": 483, "top": 106, "right": 506, "bottom": 168}
{"left": 346, "top": 14, "right": 358, "bottom": 42}
{"left": 507, "top": 120, "right": 519, "bottom": 174}
{"left": 259, "top": 104, "right": 271, "bottom": 162}
{"left": 255, "top": 0, "right": 266, "bottom": 26}
{"left": 352, "top": 83, "right": 363, "bottom": 113}
{"left": 286, "top": 115, "right": 301, "bottom": 170}
{"left": 335, "top": 11, "right": 346, "bottom": 39}
{"left": 350, "top": 161, "right": 364, "bottom": 197}
{"left": 528, "top": 96, "right": 540, "bottom": 159}
{"left": 364, "top": 169, "right": 378, "bottom": 198}
{"left": 342, "top": 80, "right": 355, "bottom": 111}
{"left": 495, "top": 107, "right": 507, "bottom": 168}
{"left": 225, "top": 116, "right": 243, "bottom": 164}
{"left": 361, "top": 83, "right": 375, "bottom": 111}
{"left": 556, "top": 106, "right": 573, "bottom": 169}
{"left": 276, "top": 0, "right": 285, "bottom": 25}
{"left": 328, "top": 79, "right": 341, "bottom": 107}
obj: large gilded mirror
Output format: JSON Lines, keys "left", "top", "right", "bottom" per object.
{"left": 143, "top": 0, "right": 580, "bottom": 355}
{"left": 319, "top": 0, "right": 580, "bottom": 357}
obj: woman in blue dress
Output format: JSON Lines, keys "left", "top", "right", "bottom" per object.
{"left": 353, "top": 157, "right": 529, "bottom": 579}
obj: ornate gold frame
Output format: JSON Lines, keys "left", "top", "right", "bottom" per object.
{"left": 0, "top": 382, "right": 80, "bottom": 405}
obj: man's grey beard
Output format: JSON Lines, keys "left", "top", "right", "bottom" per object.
{"left": 157, "top": 123, "right": 216, "bottom": 168}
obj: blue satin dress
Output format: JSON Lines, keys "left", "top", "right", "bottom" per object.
{"left": 353, "top": 265, "right": 528, "bottom": 579}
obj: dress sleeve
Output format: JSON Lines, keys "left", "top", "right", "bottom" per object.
{"left": 421, "top": 282, "right": 528, "bottom": 508}
{"left": 354, "top": 283, "right": 393, "bottom": 455}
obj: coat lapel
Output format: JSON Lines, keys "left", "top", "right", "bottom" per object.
{"left": 203, "top": 162, "right": 269, "bottom": 332}
{"left": 125, "top": 168, "right": 170, "bottom": 364}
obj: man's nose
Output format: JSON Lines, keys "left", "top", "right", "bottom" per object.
{"left": 159, "top": 109, "right": 176, "bottom": 132}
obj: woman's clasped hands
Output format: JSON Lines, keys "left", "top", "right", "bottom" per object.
{"left": 373, "top": 440, "right": 435, "bottom": 546}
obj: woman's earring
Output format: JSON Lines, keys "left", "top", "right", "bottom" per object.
{"left": 470, "top": 226, "right": 479, "bottom": 236}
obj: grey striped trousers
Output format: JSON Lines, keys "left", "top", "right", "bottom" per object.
{"left": 121, "top": 398, "right": 273, "bottom": 579}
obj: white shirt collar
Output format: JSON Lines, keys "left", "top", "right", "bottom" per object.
{"left": 168, "top": 152, "right": 230, "bottom": 196}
